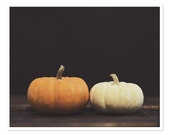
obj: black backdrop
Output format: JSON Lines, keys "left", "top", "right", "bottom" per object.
{"left": 10, "top": 7, "right": 160, "bottom": 97}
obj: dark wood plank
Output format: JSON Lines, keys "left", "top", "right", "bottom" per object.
{"left": 10, "top": 95, "right": 160, "bottom": 127}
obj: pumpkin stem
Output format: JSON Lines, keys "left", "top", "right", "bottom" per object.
{"left": 56, "top": 65, "right": 65, "bottom": 79}
{"left": 110, "top": 74, "right": 119, "bottom": 85}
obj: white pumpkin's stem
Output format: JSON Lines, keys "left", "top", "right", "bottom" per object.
{"left": 110, "top": 74, "right": 119, "bottom": 85}
{"left": 56, "top": 65, "right": 65, "bottom": 79}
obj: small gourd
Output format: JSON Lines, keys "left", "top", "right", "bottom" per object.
{"left": 90, "top": 74, "right": 144, "bottom": 113}
{"left": 27, "top": 65, "right": 89, "bottom": 115}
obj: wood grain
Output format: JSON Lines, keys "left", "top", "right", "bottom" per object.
{"left": 10, "top": 95, "right": 160, "bottom": 127}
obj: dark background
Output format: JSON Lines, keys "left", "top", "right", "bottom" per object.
{"left": 10, "top": 7, "right": 160, "bottom": 97}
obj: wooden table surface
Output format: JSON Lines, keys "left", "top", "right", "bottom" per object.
{"left": 10, "top": 95, "right": 160, "bottom": 127}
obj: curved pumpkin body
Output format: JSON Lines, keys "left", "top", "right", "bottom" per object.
{"left": 27, "top": 65, "right": 89, "bottom": 115}
{"left": 90, "top": 74, "right": 144, "bottom": 113}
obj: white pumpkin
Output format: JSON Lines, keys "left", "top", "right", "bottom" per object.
{"left": 90, "top": 74, "right": 144, "bottom": 113}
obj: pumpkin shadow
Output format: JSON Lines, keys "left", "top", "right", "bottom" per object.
{"left": 29, "top": 107, "right": 88, "bottom": 117}
{"left": 29, "top": 106, "right": 144, "bottom": 118}
{"left": 88, "top": 107, "right": 142, "bottom": 117}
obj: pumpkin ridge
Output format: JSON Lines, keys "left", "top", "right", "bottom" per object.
{"left": 35, "top": 79, "right": 47, "bottom": 111}
{"left": 122, "top": 83, "right": 132, "bottom": 113}
{"left": 68, "top": 79, "right": 75, "bottom": 112}
{"left": 51, "top": 79, "right": 57, "bottom": 109}
{"left": 34, "top": 79, "right": 44, "bottom": 108}
{"left": 75, "top": 80, "right": 86, "bottom": 110}
{"left": 91, "top": 86, "right": 98, "bottom": 111}
{"left": 117, "top": 83, "right": 129, "bottom": 113}
{"left": 90, "top": 87, "right": 95, "bottom": 107}
{"left": 127, "top": 83, "right": 135, "bottom": 112}
{"left": 93, "top": 84, "right": 107, "bottom": 112}
{"left": 128, "top": 83, "right": 144, "bottom": 111}
{"left": 105, "top": 83, "right": 117, "bottom": 113}
{"left": 70, "top": 77, "right": 89, "bottom": 107}
{"left": 40, "top": 79, "right": 52, "bottom": 111}
{"left": 104, "top": 85, "right": 108, "bottom": 113}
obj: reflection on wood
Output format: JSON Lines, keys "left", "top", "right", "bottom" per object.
{"left": 10, "top": 95, "right": 160, "bottom": 127}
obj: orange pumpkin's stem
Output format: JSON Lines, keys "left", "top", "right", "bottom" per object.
{"left": 110, "top": 74, "right": 119, "bottom": 85}
{"left": 56, "top": 65, "right": 65, "bottom": 79}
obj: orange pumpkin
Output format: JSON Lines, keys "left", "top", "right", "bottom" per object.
{"left": 27, "top": 65, "right": 89, "bottom": 115}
